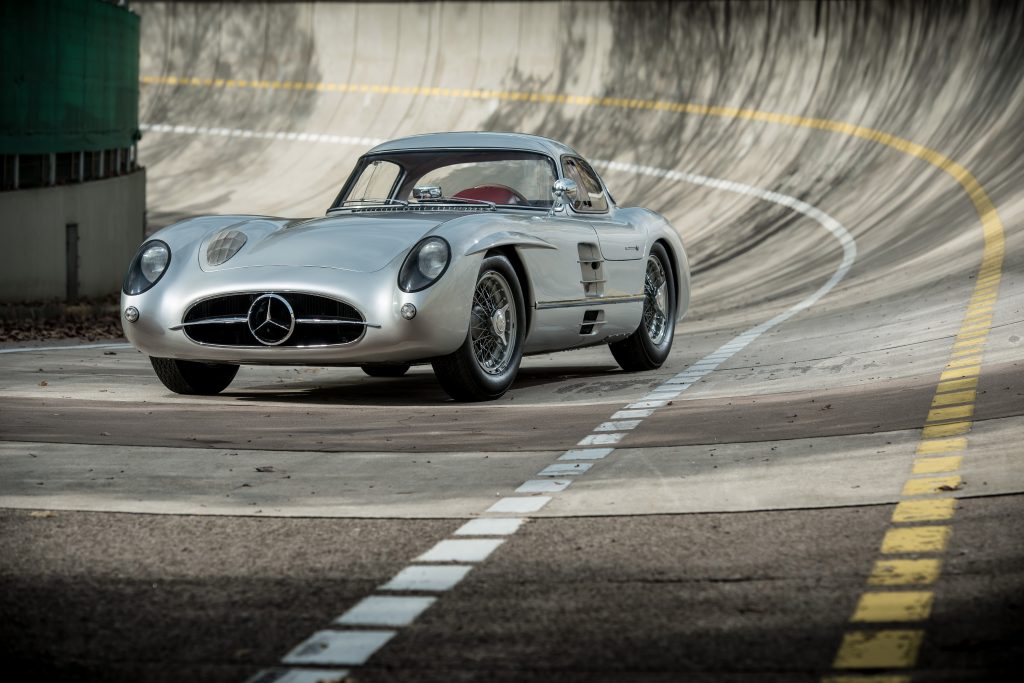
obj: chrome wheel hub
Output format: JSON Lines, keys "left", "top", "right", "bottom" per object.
{"left": 470, "top": 272, "right": 517, "bottom": 375}
{"left": 643, "top": 255, "right": 670, "bottom": 345}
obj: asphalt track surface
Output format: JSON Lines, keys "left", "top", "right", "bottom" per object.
{"left": 2, "top": 2, "right": 1023, "bottom": 681}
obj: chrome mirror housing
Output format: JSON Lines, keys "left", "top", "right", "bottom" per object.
{"left": 413, "top": 185, "right": 443, "bottom": 200}
{"left": 550, "top": 178, "right": 578, "bottom": 213}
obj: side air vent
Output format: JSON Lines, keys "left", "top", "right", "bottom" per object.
{"left": 578, "top": 243, "right": 605, "bottom": 297}
{"left": 580, "top": 309, "right": 605, "bottom": 335}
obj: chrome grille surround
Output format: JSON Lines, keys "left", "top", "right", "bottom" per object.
{"left": 178, "top": 292, "right": 370, "bottom": 347}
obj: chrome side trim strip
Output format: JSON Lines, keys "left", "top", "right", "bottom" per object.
{"left": 534, "top": 294, "right": 644, "bottom": 310}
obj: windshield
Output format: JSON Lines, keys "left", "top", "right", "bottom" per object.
{"left": 334, "top": 150, "right": 558, "bottom": 209}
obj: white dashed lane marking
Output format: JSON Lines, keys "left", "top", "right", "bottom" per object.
{"left": 335, "top": 596, "right": 437, "bottom": 628}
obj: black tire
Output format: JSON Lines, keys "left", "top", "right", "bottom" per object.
{"left": 149, "top": 357, "right": 239, "bottom": 395}
{"left": 432, "top": 254, "right": 526, "bottom": 401}
{"left": 610, "top": 242, "right": 677, "bottom": 371}
{"left": 361, "top": 364, "right": 411, "bottom": 378}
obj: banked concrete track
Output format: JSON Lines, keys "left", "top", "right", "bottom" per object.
{"left": 1, "top": 2, "right": 1022, "bottom": 682}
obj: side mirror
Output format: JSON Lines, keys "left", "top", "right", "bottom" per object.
{"left": 551, "top": 178, "right": 578, "bottom": 213}
{"left": 413, "top": 185, "right": 442, "bottom": 200}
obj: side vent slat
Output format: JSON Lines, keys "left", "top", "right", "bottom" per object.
{"left": 577, "top": 243, "right": 605, "bottom": 298}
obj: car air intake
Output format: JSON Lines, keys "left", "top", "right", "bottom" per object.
{"left": 181, "top": 292, "right": 367, "bottom": 347}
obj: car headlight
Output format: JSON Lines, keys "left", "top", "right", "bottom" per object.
{"left": 123, "top": 240, "right": 171, "bottom": 295}
{"left": 398, "top": 236, "right": 451, "bottom": 292}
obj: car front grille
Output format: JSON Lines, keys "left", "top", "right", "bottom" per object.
{"left": 181, "top": 292, "right": 367, "bottom": 347}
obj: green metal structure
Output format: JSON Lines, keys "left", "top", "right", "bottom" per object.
{"left": 0, "top": 0, "right": 140, "bottom": 155}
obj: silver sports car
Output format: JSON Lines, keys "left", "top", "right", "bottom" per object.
{"left": 122, "top": 132, "right": 690, "bottom": 401}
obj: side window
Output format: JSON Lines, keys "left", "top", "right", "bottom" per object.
{"left": 562, "top": 157, "right": 608, "bottom": 213}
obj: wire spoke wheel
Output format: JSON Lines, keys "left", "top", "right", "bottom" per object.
{"left": 642, "top": 254, "right": 669, "bottom": 345}
{"left": 470, "top": 271, "right": 516, "bottom": 375}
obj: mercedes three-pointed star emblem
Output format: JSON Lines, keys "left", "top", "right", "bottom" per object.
{"left": 247, "top": 293, "right": 296, "bottom": 346}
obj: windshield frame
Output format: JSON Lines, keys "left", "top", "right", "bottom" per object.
{"left": 330, "top": 148, "right": 561, "bottom": 212}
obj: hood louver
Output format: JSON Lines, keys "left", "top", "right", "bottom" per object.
{"left": 206, "top": 229, "right": 248, "bottom": 266}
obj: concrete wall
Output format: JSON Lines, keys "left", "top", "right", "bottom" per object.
{"left": 0, "top": 170, "right": 146, "bottom": 301}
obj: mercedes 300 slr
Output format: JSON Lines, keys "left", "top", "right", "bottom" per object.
{"left": 121, "top": 132, "right": 690, "bottom": 401}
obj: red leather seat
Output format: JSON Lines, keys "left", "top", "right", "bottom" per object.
{"left": 452, "top": 184, "right": 524, "bottom": 205}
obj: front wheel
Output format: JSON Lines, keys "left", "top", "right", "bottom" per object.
{"left": 610, "top": 242, "right": 676, "bottom": 371}
{"left": 432, "top": 254, "right": 526, "bottom": 401}
{"left": 150, "top": 357, "right": 239, "bottom": 395}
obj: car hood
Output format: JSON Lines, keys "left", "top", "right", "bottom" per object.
{"left": 199, "top": 213, "right": 454, "bottom": 273}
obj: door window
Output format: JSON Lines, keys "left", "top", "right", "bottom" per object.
{"left": 562, "top": 157, "right": 609, "bottom": 213}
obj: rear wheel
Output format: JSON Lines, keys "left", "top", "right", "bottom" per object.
{"left": 150, "top": 357, "right": 239, "bottom": 395}
{"left": 432, "top": 254, "right": 526, "bottom": 401}
{"left": 361, "top": 364, "right": 411, "bottom": 378}
{"left": 609, "top": 242, "right": 676, "bottom": 371}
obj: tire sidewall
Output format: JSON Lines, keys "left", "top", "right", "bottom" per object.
{"left": 459, "top": 255, "right": 526, "bottom": 396}
{"left": 640, "top": 243, "right": 676, "bottom": 364}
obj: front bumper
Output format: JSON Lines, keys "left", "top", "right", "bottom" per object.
{"left": 121, "top": 260, "right": 479, "bottom": 365}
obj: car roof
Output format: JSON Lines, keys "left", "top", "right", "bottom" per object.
{"left": 366, "top": 131, "right": 581, "bottom": 159}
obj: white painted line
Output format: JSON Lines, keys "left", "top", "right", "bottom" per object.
{"left": 516, "top": 479, "right": 572, "bottom": 494}
{"left": 486, "top": 496, "right": 552, "bottom": 513}
{"left": 595, "top": 420, "right": 641, "bottom": 431}
{"left": 281, "top": 629, "right": 395, "bottom": 666}
{"left": 626, "top": 399, "right": 671, "bottom": 409}
{"left": 454, "top": 518, "right": 524, "bottom": 536}
{"left": 245, "top": 668, "right": 349, "bottom": 683}
{"left": 578, "top": 433, "right": 624, "bottom": 446}
{"left": 335, "top": 596, "right": 436, "bottom": 627}
{"left": 380, "top": 565, "right": 473, "bottom": 592}
{"left": 611, "top": 409, "right": 654, "bottom": 420}
{"left": 416, "top": 538, "right": 505, "bottom": 563}
{"left": 558, "top": 448, "right": 614, "bottom": 460}
{"left": 0, "top": 342, "right": 132, "bottom": 354}
{"left": 539, "top": 462, "right": 593, "bottom": 476}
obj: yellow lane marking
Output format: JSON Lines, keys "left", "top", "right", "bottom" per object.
{"left": 902, "top": 475, "right": 961, "bottom": 496}
{"left": 926, "top": 404, "right": 974, "bottom": 422}
{"left": 868, "top": 559, "right": 941, "bottom": 586}
{"left": 931, "top": 390, "right": 976, "bottom": 406}
{"left": 916, "top": 437, "right": 966, "bottom": 454}
{"left": 882, "top": 526, "right": 951, "bottom": 553}
{"left": 834, "top": 630, "right": 923, "bottom": 669}
{"left": 935, "top": 377, "right": 978, "bottom": 393}
{"left": 912, "top": 456, "right": 962, "bottom": 475}
{"left": 921, "top": 421, "right": 971, "bottom": 438}
{"left": 892, "top": 499, "right": 956, "bottom": 523}
{"left": 938, "top": 367, "right": 980, "bottom": 382}
{"left": 852, "top": 592, "right": 934, "bottom": 622}
{"left": 945, "top": 355, "right": 983, "bottom": 370}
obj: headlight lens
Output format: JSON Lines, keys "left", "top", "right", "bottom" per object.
{"left": 399, "top": 236, "right": 451, "bottom": 292}
{"left": 123, "top": 240, "right": 171, "bottom": 295}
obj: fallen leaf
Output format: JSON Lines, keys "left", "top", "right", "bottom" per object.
{"left": 38, "top": 380, "right": 48, "bottom": 387}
